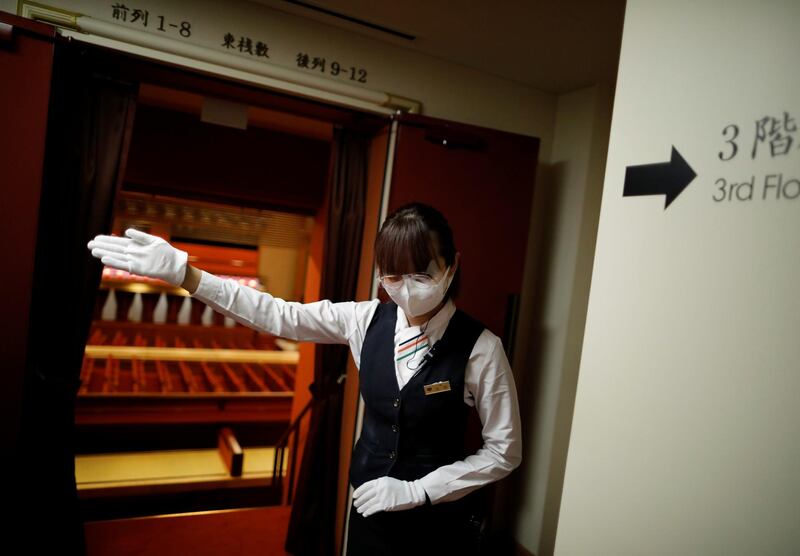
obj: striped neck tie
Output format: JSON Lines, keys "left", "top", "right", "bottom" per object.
{"left": 395, "top": 329, "right": 430, "bottom": 365}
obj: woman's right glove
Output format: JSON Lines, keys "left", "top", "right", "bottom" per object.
{"left": 86, "top": 227, "right": 189, "bottom": 287}
{"left": 352, "top": 476, "right": 428, "bottom": 517}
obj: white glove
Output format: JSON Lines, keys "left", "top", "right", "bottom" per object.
{"left": 352, "top": 476, "right": 427, "bottom": 517}
{"left": 86, "top": 227, "right": 189, "bottom": 287}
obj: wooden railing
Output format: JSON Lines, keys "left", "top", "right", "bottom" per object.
{"left": 271, "top": 396, "right": 313, "bottom": 504}
{"left": 271, "top": 372, "right": 346, "bottom": 504}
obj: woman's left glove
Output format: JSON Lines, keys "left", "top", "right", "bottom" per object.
{"left": 352, "top": 476, "right": 427, "bottom": 517}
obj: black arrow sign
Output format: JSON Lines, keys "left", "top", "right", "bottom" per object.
{"left": 624, "top": 146, "right": 697, "bottom": 209}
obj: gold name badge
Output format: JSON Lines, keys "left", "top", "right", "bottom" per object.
{"left": 424, "top": 380, "right": 452, "bottom": 395}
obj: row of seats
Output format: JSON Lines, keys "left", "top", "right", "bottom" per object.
{"left": 95, "top": 287, "right": 244, "bottom": 327}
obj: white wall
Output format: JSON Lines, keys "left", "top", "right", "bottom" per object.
{"left": 505, "top": 82, "right": 613, "bottom": 556}
{"left": 556, "top": 1, "right": 800, "bottom": 554}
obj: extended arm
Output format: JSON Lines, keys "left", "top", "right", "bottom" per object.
{"left": 188, "top": 266, "right": 361, "bottom": 345}
{"left": 88, "top": 230, "right": 363, "bottom": 345}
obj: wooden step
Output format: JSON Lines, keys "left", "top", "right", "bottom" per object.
{"left": 84, "top": 505, "right": 293, "bottom": 556}
{"left": 76, "top": 445, "right": 288, "bottom": 498}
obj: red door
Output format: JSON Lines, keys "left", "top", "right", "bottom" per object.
{"left": 0, "top": 13, "right": 55, "bottom": 445}
{"left": 388, "top": 112, "right": 540, "bottom": 359}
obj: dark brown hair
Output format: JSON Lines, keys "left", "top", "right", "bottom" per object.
{"left": 374, "top": 202, "right": 460, "bottom": 299}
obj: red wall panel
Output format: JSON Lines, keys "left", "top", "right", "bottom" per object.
{"left": 124, "top": 104, "right": 331, "bottom": 214}
{"left": 0, "top": 12, "right": 55, "bottom": 453}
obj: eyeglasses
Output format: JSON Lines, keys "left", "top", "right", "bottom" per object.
{"left": 378, "top": 267, "right": 449, "bottom": 289}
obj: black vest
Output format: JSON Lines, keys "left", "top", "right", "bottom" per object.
{"left": 349, "top": 300, "right": 486, "bottom": 490}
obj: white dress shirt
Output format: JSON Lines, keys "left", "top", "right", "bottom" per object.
{"left": 190, "top": 269, "right": 523, "bottom": 504}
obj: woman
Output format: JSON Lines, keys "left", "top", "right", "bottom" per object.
{"left": 87, "top": 202, "right": 523, "bottom": 555}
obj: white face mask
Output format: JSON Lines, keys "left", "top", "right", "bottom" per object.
{"left": 382, "top": 266, "right": 454, "bottom": 317}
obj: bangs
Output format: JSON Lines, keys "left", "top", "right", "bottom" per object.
{"left": 375, "top": 216, "right": 439, "bottom": 276}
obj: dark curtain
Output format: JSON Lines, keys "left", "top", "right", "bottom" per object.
{"left": 285, "top": 127, "right": 370, "bottom": 555}
{"left": 12, "top": 42, "right": 137, "bottom": 554}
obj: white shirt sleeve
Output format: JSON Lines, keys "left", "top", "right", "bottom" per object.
{"left": 190, "top": 269, "right": 375, "bottom": 347}
{"left": 418, "top": 331, "right": 523, "bottom": 504}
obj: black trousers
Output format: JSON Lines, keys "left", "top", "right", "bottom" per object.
{"left": 345, "top": 495, "right": 482, "bottom": 556}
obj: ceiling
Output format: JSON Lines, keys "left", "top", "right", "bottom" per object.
{"left": 247, "top": 0, "right": 627, "bottom": 94}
